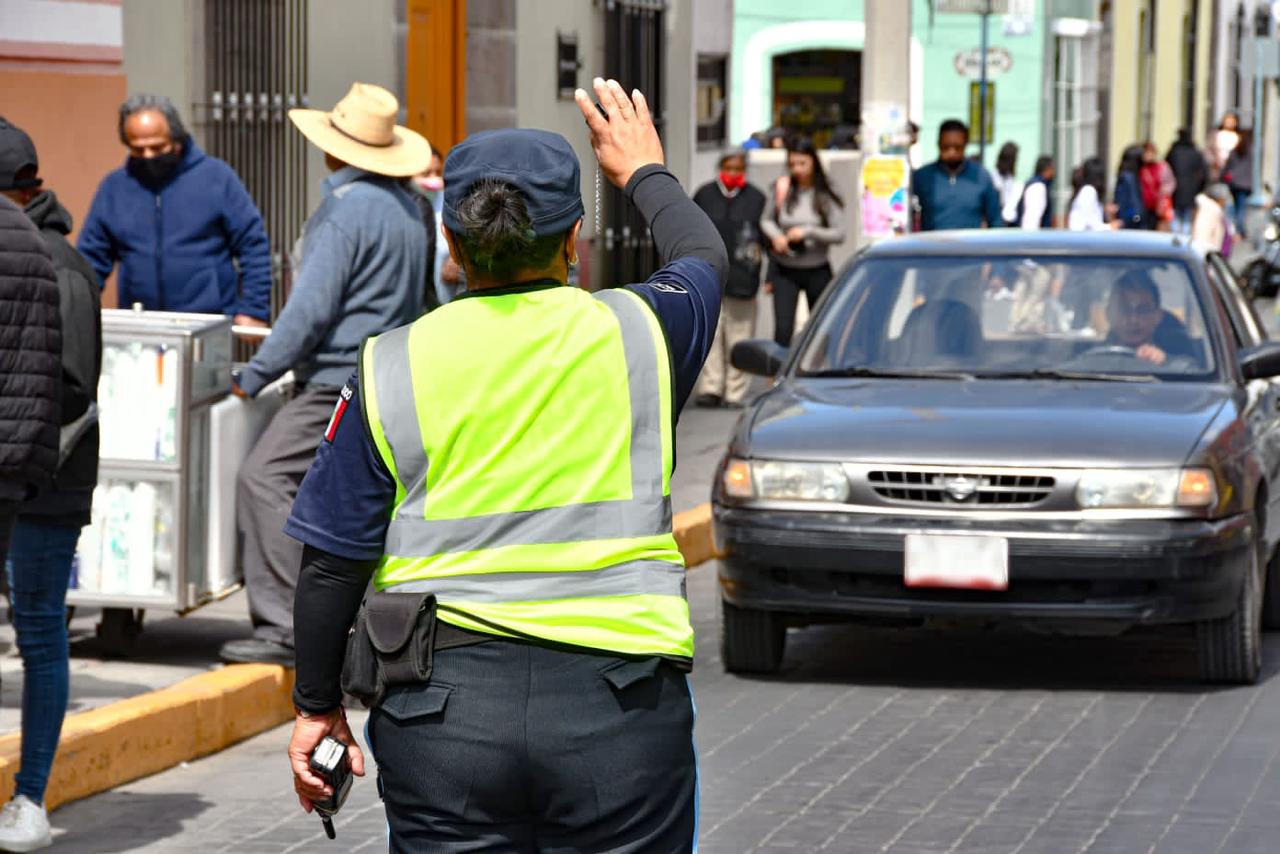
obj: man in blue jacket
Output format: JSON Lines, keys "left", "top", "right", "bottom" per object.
{"left": 77, "top": 94, "right": 271, "bottom": 327}
{"left": 913, "top": 119, "right": 1003, "bottom": 231}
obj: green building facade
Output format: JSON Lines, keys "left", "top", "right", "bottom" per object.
{"left": 730, "top": 0, "right": 1051, "bottom": 175}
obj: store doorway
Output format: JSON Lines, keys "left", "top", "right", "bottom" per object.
{"left": 771, "top": 49, "right": 862, "bottom": 148}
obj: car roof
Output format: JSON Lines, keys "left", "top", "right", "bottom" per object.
{"left": 862, "top": 230, "right": 1208, "bottom": 261}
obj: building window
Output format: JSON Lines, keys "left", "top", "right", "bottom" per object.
{"left": 697, "top": 55, "right": 728, "bottom": 149}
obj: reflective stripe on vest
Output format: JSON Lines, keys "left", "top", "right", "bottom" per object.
{"left": 359, "top": 285, "right": 691, "bottom": 659}
{"left": 386, "top": 558, "right": 686, "bottom": 602}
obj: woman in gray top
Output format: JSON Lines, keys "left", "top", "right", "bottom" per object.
{"left": 760, "top": 137, "right": 846, "bottom": 346}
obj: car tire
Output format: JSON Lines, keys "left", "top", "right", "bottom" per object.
{"left": 720, "top": 598, "right": 786, "bottom": 674}
{"left": 1263, "top": 544, "right": 1280, "bottom": 630}
{"left": 1197, "top": 543, "right": 1263, "bottom": 685}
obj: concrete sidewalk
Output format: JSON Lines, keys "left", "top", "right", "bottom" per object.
{"left": 0, "top": 595, "right": 255, "bottom": 740}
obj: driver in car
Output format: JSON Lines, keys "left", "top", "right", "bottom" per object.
{"left": 1105, "top": 271, "right": 1197, "bottom": 366}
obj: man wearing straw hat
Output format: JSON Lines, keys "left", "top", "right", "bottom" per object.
{"left": 220, "top": 83, "right": 430, "bottom": 666}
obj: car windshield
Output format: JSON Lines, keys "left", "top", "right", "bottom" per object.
{"left": 796, "top": 256, "right": 1218, "bottom": 381}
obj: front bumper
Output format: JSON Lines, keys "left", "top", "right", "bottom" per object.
{"left": 713, "top": 506, "right": 1254, "bottom": 625}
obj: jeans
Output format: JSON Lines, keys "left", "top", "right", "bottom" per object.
{"left": 1232, "top": 188, "right": 1251, "bottom": 238}
{"left": 5, "top": 520, "right": 77, "bottom": 803}
{"left": 1172, "top": 209, "right": 1193, "bottom": 236}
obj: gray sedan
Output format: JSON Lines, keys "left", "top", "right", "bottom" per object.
{"left": 714, "top": 231, "right": 1280, "bottom": 684}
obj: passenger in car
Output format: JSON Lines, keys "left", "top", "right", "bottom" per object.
{"left": 1105, "top": 271, "right": 1197, "bottom": 365}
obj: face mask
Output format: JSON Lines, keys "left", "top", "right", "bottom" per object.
{"left": 414, "top": 175, "right": 444, "bottom": 194}
{"left": 130, "top": 150, "right": 182, "bottom": 186}
{"left": 720, "top": 171, "right": 747, "bottom": 191}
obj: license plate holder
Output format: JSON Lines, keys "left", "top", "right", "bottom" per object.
{"left": 904, "top": 533, "right": 1009, "bottom": 591}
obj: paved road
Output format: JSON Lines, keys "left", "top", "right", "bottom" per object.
{"left": 51, "top": 296, "right": 1280, "bottom": 851}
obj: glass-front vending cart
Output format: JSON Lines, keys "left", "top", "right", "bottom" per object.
{"left": 69, "top": 309, "right": 236, "bottom": 654}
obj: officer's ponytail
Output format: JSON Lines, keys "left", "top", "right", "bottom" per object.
{"left": 453, "top": 179, "right": 566, "bottom": 281}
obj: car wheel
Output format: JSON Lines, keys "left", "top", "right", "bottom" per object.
{"left": 1197, "top": 542, "right": 1263, "bottom": 684}
{"left": 720, "top": 598, "right": 786, "bottom": 674}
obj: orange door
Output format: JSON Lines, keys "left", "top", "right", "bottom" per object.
{"left": 406, "top": 0, "right": 467, "bottom": 155}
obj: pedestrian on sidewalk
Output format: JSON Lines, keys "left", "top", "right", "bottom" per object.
{"left": 285, "top": 77, "right": 723, "bottom": 851}
{"left": 1140, "top": 141, "right": 1175, "bottom": 231}
{"left": 1192, "top": 183, "right": 1233, "bottom": 255}
{"left": 1067, "top": 157, "right": 1108, "bottom": 231}
{"left": 760, "top": 136, "right": 845, "bottom": 347}
{"left": 0, "top": 117, "right": 101, "bottom": 852}
{"left": 1016, "top": 155, "right": 1055, "bottom": 230}
{"left": 0, "top": 201, "right": 59, "bottom": 569}
{"left": 218, "top": 83, "right": 430, "bottom": 666}
{"left": 76, "top": 94, "right": 271, "bottom": 330}
{"left": 1114, "top": 145, "right": 1148, "bottom": 229}
{"left": 1223, "top": 129, "right": 1254, "bottom": 238}
{"left": 990, "top": 141, "right": 1023, "bottom": 227}
{"left": 1167, "top": 128, "right": 1207, "bottom": 236}
{"left": 1207, "top": 111, "right": 1240, "bottom": 183}
{"left": 409, "top": 147, "right": 466, "bottom": 309}
{"left": 694, "top": 146, "right": 766, "bottom": 409}
{"left": 913, "top": 119, "right": 1003, "bottom": 232}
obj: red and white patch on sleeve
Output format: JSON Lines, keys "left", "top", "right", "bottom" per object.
{"left": 324, "top": 384, "right": 354, "bottom": 442}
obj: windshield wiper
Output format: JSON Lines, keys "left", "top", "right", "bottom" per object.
{"left": 977, "top": 368, "right": 1157, "bottom": 383}
{"left": 803, "top": 367, "right": 976, "bottom": 380}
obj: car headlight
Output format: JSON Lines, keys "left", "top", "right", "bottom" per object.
{"left": 1265, "top": 223, "right": 1278, "bottom": 242}
{"left": 1075, "top": 467, "right": 1217, "bottom": 509}
{"left": 722, "top": 458, "right": 850, "bottom": 502}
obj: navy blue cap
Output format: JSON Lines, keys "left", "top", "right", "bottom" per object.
{"left": 442, "top": 129, "right": 584, "bottom": 237}
{"left": 0, "top": 116, "right": 41, "bottom": 191}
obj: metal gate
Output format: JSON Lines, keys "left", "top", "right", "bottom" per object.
{"left": 602, "top": 0, "right": 667, "bottom": 287}
{"left": 202, "top": 0, "right": 310, "bottom": 325}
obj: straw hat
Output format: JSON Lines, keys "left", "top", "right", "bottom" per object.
{"left": 288, "top": 83, "right": 431, "bottom": 177}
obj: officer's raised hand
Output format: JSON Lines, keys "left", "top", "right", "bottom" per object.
{"left": 574, "top": 78, "right": 665, "bottom": 189}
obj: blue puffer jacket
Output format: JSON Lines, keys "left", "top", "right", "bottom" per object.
{"left": 76, "top": 139, "right": 272, "bottom": 319}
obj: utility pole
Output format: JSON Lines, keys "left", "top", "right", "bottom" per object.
{"left": 863, "top": 0, "right": 912, "bottom": 113}
{"left": 861, "top": 0, "right": 913, "bottom": 240}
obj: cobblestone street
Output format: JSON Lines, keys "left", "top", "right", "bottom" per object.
{"left": 52, "top": 550, "right": 1280, "bottom": 852}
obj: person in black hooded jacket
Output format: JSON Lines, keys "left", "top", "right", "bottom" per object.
{"left": 0, "top": 116, "right": 96, "bottom": 850}
{"left": 0, "top": 194, "right": 59, "bottom": 555}
{"left": 1166, "top": 128, "right": 1207, "bottom": 236}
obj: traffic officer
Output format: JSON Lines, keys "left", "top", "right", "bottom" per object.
{"left": 284, "top": 78, "right": 726, "bottom": 851}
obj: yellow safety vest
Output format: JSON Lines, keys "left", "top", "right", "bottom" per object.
{"left": 359, "top": 284, "right": 692, "bottom": 660}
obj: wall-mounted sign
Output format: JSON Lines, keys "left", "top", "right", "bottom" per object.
{"left": 861, "top": 156, "right": 910, "bottom": 239}
{"left": 937, "top": 0, "right": 1010, "bottom": 14}
{"left": 953, "top": 47, "right": 1014, "bottom": 80}
{"left": 968, "top": 81, "right": 995, "bottom": 144}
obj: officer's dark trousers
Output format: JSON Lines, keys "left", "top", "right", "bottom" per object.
{"left": 367, "top": 638, "right": 698, "bottom": 853}
{"left": 236, "top": 384, "right": 341, "bottom": 646}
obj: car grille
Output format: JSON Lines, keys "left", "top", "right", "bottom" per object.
{"left": 867, "top": 470, "right": 1055, "bottom": 507}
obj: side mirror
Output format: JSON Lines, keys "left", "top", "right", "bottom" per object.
{"left": 1240, "top": 342, "right": 1280, "bottom": 380}
{"left": 731, "top": 339, "right": 788, "bottom": 377}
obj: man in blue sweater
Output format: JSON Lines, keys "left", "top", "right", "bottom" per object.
{"left": 77, "top": 94, "right": 272, "bottom": 327}
{"left": 220, "top": 83, "right": 431, "bottom": 665}
{"left": 913, "top": 119, "right": 1003, "bottom": 231}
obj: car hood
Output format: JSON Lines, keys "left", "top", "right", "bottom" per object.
{"left": 744, "top": 378, "right": 1233, "bottom": 468}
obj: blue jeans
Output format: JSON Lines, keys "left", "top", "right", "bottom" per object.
{"left": 5, "top": 520, "right": 77, "bottom": 803}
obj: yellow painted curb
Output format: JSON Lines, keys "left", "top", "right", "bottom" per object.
{"left": 0, "top": 663, "right": 295, "bottom": 811}
{"left": 674, "top": 502, "right": 722, "bottom": 569}
{"left": 0, "top": 504, "right": 715, "bottom": 813}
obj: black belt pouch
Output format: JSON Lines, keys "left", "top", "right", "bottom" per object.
{"left": 341, "top": 591, "right": 437, "bottom": 709}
